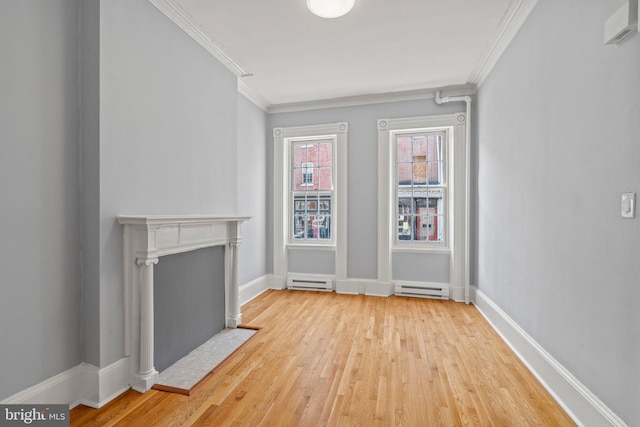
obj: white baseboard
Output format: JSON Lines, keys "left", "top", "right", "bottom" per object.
{"left": 449, "top": 285, "right": 466, "bottom": 302}
{"left": 239, "top": 274, "right": 272, "bottom": 306}
{"left": 270, "top": 275, "right": 287, "bottom": 290}
{"left": 335, "top": 279, "right": 363, "bottom": 294}
{"left": 77, "top": 358, "right": 130, "bottom": 409}
{"left": 472, "top": 287, "right": 627, "bottom": 427}
{"left": 335, "top": 279, "right": 359, "bottom": 294}
{"left": 335, "top": 279, "right": 393, "bottom": 296}
{"left": 0, "top": 357, "right": 130, "bottom": 410}
{"left": 1, "top": 365, "right": 84, "bottom": 408}
{"left": 364, "top": 280, "right": 393, "bottom": 296}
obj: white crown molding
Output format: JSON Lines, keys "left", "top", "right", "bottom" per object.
{"left": 472, "top": 287, "right": 628, "bottom": 427}
{"left": 147, "top": 0, "right": 479, "bottom": 114}
{"left": 148, "top": 0, "right": 250, "bottom": 77}
{"left": 238, "top": 80, "right": 270, "bottom": 112}
{"left": 467, "top": 0, "right": 539, "bottom": 87}
{"left": 267, "top": 85, "right": 476, "bottom": 114}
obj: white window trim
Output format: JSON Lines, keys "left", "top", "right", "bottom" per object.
{"left": 377, "top": 114, "right": 468, "bottom": 297}
{"left": 273, "top": 122, "right": 348, "bottom": 288}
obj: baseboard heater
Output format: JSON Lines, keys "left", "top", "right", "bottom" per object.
{"left": 287, "top": 276, "right": 333, "bottom": 291}
{"left": 394, "top": 282, "right": 450, "bottom": 300}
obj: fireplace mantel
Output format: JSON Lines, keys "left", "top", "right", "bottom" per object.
{"left": 117, "top": 214, "right": 249, "bottom": 393}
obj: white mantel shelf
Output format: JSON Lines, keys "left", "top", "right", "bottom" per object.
{"left": 117, "top": 214, "right": 250, "bottom": 393}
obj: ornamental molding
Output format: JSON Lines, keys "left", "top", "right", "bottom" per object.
{"left": 148, "top": 0, "right": 250, "bottom": 77}
{"left": 467, "top": 0, "right": 539, "bottom": 87}
{"left": 267, "top": 85, "right": 476, "bottom": 114}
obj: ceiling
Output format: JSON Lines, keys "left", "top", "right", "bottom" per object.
{"left": 159, "top": 0, "right": 533, "bottom": 110}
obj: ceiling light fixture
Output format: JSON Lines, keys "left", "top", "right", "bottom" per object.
{"left": 306, "top": 0, "right": 355, "bottom": 18}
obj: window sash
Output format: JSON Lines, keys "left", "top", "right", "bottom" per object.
{"left": 289, "top": 138, "right": 336, "bottom": 244}
{"left": 393, "top": 130, "right": 448, "bottom": 247}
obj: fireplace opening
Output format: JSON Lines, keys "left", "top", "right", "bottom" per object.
{"left": 153, "top": 245, "right": 225, "bottom": 373}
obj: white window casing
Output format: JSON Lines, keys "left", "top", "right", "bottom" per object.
{"left": 273, "top": 122, "right": 348, "bottom": 289}
{"left": 377, "top": 114, "right": 468, "bottom": 301}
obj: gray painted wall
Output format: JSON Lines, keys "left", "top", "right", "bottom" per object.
{"left": 80, "top": 0, "right": 101, "bottom": 370}
{"left": 476, "top": 0, "right": 639, "bottom": 423}
{"left": 237, "top": 95, "right": 269, "bottom": 285}
{"left": 0, "top": 0, "right": 82, "bottom": 400}
{"left": 288, "top": 249, "right": 336, "bottom": 275}
{"left": 392, "top": 253, "right": 449, "bottom": 283}
{"left": 0, "top": 0, "right": 266, "bottom": 401}
{"left": 94, "top": 0, "right": 239, "bottom": 367}
{"left": 268, "top": 99, "right": 463, "bottom": 281}
{"left": 154, "top": 246, "right": 226, "bottom": 373}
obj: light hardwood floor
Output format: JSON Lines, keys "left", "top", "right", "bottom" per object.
{"left": 71, "top": 290, "right": 575, "bottom": 426}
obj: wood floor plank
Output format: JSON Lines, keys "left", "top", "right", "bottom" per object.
{"left": 71, "top": 290, "right": 575, "bottom": 426}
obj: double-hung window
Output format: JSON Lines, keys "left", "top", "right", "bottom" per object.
{"left": 377, "top": 114, "right": 468, "bottom": 297}
{"left": 273, "top": 122, "right": 348, "bottom": 286}
{"left": 292, "top": 140, "right": 334, "bottom": 242}
{"left": 395, "top": 132, "right": 446, "bottom": 245}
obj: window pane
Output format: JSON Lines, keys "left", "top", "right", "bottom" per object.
{"left": 427, "top": 162, "right": 442, "bottom": 185}
{"left": 294, "top": 199, "right": 306, "bottom": 212}
{"left": 398, "top": 215, "right": 412, "bottom": 240}
{"left": 318, "top": 167, "right": 332, "bottom": 190}
{"left": 432, "top": 215, "right": 444, "bottom": 242}
{"left": 306, "top": 197, "right": 318, "bottom": 213}
{"left": 318, "top": 215, "right": 331, "bottom": 239}
{"left": 413, "top": 161, "right": 426, "bottom": 186}
{"left": 292, "top": 195, "right": 332, "bottom": 241}
{"left": 292, "top": 144, "right": 308, "bottom": 168}
{"left": 412, "top": 136, "right": 426, "bottom": 158}
{"left": 415, "top": 215, "right": 429, "bottom": 241}
{"left": 398, "top": 197, "right": 412, "bottom": 215}
{"left": 319, "top": 142, "right": 332, "bottom": 167}
{"left": 398, "top": 164, "right": 412, "bottom": 186}
{"left": 414, "top": 195, "right": 427, "bottom": 209}
{"left": 398, "top": 196, "right": 412, "bottom": 241}
{"left": 428, "top": 197, "right": 440, "bottom": 214}
{"left": 397, "top": 137, "right": 412, "bottom": 163}
{"left": 427, "top": 136, "right": 442, "bottom": 162}
{"left": 306, "top": 214, "right": 323, "bottom": 239}
{"left": 430, "top": 195, "right": 443, "bottom": 241}
{"left": 293, "top": 215, "right": 306, "bottom": 240}
{"left": 293, "top": 168, "right": 300, "bottom": 189}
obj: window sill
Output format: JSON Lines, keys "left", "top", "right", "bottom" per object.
{"left": 392, "top": 245, "right": 451, "bottom": 255}
{"left": 287, "top": 243, "right": 336, "bottom": 251}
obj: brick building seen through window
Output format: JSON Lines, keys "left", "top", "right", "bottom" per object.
{"left": 292, "top": 141, "right": 333, "bottom": 241}
{"left": 396, "top": 133, "right": 445, "bottom": 243}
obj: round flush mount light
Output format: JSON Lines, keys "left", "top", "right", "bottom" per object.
{"left": 306, "top": 0, "right": 355, "bottom": 18}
